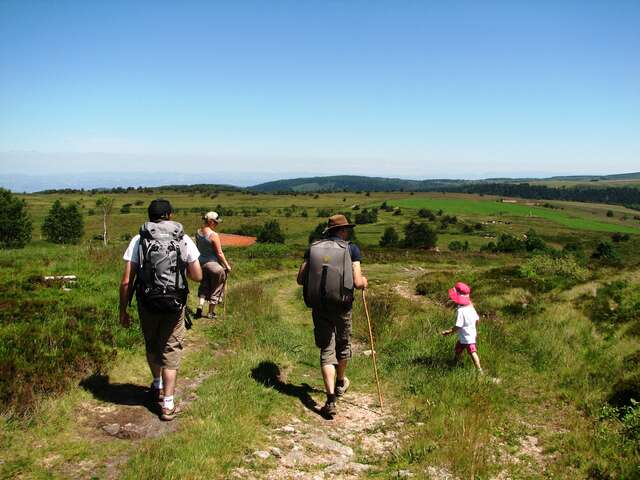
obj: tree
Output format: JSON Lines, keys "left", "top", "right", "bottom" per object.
{"left": 403, "top": 220, "right": 437, "bottom": 249}
{"left": 42, "top": 200, "right": 84, "bottom": 244}
{"left": 0, "top": 188, "right": 32, "bottom": 249}
{"left": 379, "top": 227, "right": 399, "bottom": 247}
{"left": 592, "top": 241, "right": 621, "bottom": 264}
{"left": 95, "top": 196, "right": 114, "bottom": 246}
{"left": 258, "top": 220, "right": 285, "bottom": 244}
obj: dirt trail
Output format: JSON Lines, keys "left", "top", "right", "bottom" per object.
{"left": 233, "top": 282, "right": 406, "bottom": 479}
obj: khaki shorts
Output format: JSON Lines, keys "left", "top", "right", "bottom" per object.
{"left": 312, "top": 305, "right": 352, "bottom": 366}
{"left": 138, "top": 304, "right": 186, "bottom": 369}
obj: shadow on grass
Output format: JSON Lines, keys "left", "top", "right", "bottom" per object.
{"left": 251, "top": 360, "right": 325, "bottom": 417}
{"left": 79, "top": 374, "right": 159, "bottom": 414}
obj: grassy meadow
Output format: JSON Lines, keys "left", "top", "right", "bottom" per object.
{"left": 1, "top": 189, "right": 640, "bottom": 479}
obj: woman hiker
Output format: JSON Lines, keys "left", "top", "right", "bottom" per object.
{"left": 195, "top": 211, "right": 232, "bottom": 319}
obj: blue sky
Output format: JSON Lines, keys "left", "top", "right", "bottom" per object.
{"left": 1, "top": 1, "right": 639, "bottom": 182}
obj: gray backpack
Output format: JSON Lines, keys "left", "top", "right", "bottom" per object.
{"left": 134, "top": 221, "right": 190, "bottom": 313}
{"left": 304, "top": 238, "right": 354, "bottom": 309}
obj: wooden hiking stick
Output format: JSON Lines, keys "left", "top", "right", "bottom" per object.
{"left": 223, "top": 273, "right": 229, "bottom": 321}
{"left": 362, "top": 289, "right": 383, "bottom": 411}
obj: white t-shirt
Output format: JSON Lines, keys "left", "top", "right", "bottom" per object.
{"left": 455, "top": 304, "right": 480, "bottom": 344}
{"left": 123, "top": 234, "right": 200, "bottom": 264}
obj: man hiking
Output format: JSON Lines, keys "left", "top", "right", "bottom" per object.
{"left": 119, "top": 199, "right": 202, "bottom": 421}
{"left": 297, "top": 214, "right": 368, "bottom": 419}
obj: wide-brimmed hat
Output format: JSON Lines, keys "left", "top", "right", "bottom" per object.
{"left": 448, "top": 282, "right": 472, "bottom": 306}
{"left": 203, "top": 211, "right": 222, "bottom": 223}
{"left": 323, "top": 214, "right": 356, "bottom": 234}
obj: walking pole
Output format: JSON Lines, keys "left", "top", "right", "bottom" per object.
{"left": 222, "top": 271, "right": 229, "bottom": 321}
{"left": 362, "top": 289, "right": 383, "bottom": 411}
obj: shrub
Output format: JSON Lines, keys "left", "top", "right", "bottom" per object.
{"left": 588, "top": 281, "right": 640, "bottom": 327}
{"left": 519, "top": 254, "right": 589, "bottom": 282}
{"left": 379, "top": 227, "right": 400, "bottom": 247}
{"left": 42, "top": 200, "right": 84, "bottom": 244}
{"left": 403, "top": 220, "right": 437, "bottom": 249}
{"left": 592, "top": 241, "right": 621, "bottom": 264}
{"left": 227, "top": 224, "right": 262, "bottom": 237}
{"left": 418, "top": 208, "right": 435, "bottom": 220}
{"left": 119, "top": 204, "right": 131, "bottom": 214}
{"left": 245, "top": 243, "right": 290, "bottom": 258}
{"left": 606, "top": 210, "right": 614, "bottom": 217}
{"left": 448, "top": 240, "right": 469, "bottom": 252}
{"left": 0, "top": 188, "right": 32, "bottom": 249}
{"left": 134, "top": 200, "right": 144, "bottom": 206}
{"left": 495, "top": 234, "right": 526, "bottom": 253}
{"left": 612, "top": 233, "right": 630, "bottom": 243}
{"left": 355, "top": 208, "right": 378, "bottom": 224}
{"left": 524, "top": 229, "right": 548, "bottom": 252}
{"left": 393, "top": 208, "right": 402, "bottom": 216}
{"left": 257, "top": 220, "right": 285, "bottom": 244}
{"left": 317, "top": 208, "right": 332, "bottom": 217}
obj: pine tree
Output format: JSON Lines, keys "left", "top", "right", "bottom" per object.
{"left": 42, "top": 200, "right": 84, "bottom": 244}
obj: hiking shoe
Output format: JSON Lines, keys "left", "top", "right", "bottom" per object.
{"left": 195, "top": 307, "right": 203, "bottom": 319}
{"left": 335, "top": 377, "right": 350, "bottom": 397}
{"left": 160, "top": 405, "right": 179, "bottom": 421}
{"left": 320, "top": 401, "right": 337, "bottom": 419}
{"left": 206, "top": 312, "right": 217, "bottom": 319}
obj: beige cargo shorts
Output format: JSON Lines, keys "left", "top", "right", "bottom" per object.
{"left": 138, "top": 304, "right": 186, "bottom": 369}
{"left": 311, "top": 305, "right": 353, "bottom": 366}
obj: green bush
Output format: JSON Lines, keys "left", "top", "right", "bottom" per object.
{"left": 403, "top": 220, "right": 437, "bottom": 249}
{"left": 257, "top": 220, "right": 285, "bottom": 244}
{"left": 418, "top": 208, "right": 435, "bottom": 220}
{"left": 355, "top": 208, "right": 378, "bottom": 224}
{"left": 592, "top": 241, "right": 621, "bottom": 264}
{"left": 448, "top": 240, "right": 469, "bottom": 252}
{"left": 245, "top": 243, "right": 290, "bottom": 259}
{"left": 42, "top": 200, "right": 84, "bottom": 244}
{"left": 308, "top": 223, "right": 325, "bottom": 244}
{"left": 588, "top": 281, "right": 640, "bottom": 328}
{"left": 519, "top": 254, "right": 589, "bottom": 282}
{"left": 379, "top": 227, "right": 399, "bottom": 247}
{"left": 0, "top": 188, "right": 32, "bottom": 249}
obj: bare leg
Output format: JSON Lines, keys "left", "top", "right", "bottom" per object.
{"left": 336, "top": 359, "right": 348, "bottom": 381}
{"left": 208, "top": 303, "right": 216, "bottom": 315}
{"left": 321, "top": 364, "right": 336, "bottom": 395}
{"left": 162, "top": 368, "right": 178, "bottom": 397}
{"left": 197, "top": 297, "right": 206, "bottom": 308}
{"left": 470, "top": 352, "right": 482, "bottom": 371}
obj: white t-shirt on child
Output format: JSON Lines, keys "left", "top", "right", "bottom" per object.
{"left": 455, "top": 304, "right": 480, "bottom": 344}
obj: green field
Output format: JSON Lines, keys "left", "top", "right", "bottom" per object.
{"left": 392, "top": 196, "right": 640, "bottom": 234}
{"left": 2, "top": 190, "right": 640, "bottom": 479}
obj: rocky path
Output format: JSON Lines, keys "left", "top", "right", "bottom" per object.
{"left": 232, "top": 282, "right": 406, "bottom": 479}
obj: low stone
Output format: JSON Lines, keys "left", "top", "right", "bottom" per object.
{"left": 308, "top": 433, "right": 354, "bottom": 457}
{"left": 253, "top": 450, "right": 270, "bottom": 460}
{"left": 280, "top": 425, "right": 296, "bottom": 434}
{"left": 269, "top": 446, "right": 283, "bottom": 457}
{"left": 102, "top": 423, "right": 120, "bottom": 436}
{"left": 324, "top": 462, "right": 371, "bottom": 474}
{"left": 397, "top": 469, "right": 415, "bottom": 478}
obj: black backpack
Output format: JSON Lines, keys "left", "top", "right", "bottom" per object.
{"left": 134, "top": 221, "right": 189, "bottom": 313}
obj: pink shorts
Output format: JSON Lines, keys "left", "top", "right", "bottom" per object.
{"left": 455, "top": 341, "right": 477, "bottom": 354}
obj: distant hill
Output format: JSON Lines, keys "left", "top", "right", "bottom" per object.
{"left": 250, "top": 173, "right": 640, "bottom": 192}
{"left": 249, "top": 175, "right": 469, "bottom": 193}
{"left": 250, "top": 173, "right": 640, "bottom": 209}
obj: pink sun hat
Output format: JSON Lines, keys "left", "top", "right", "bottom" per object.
{"left": 448, "top": 282, "right": 472, "bottom": 306}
